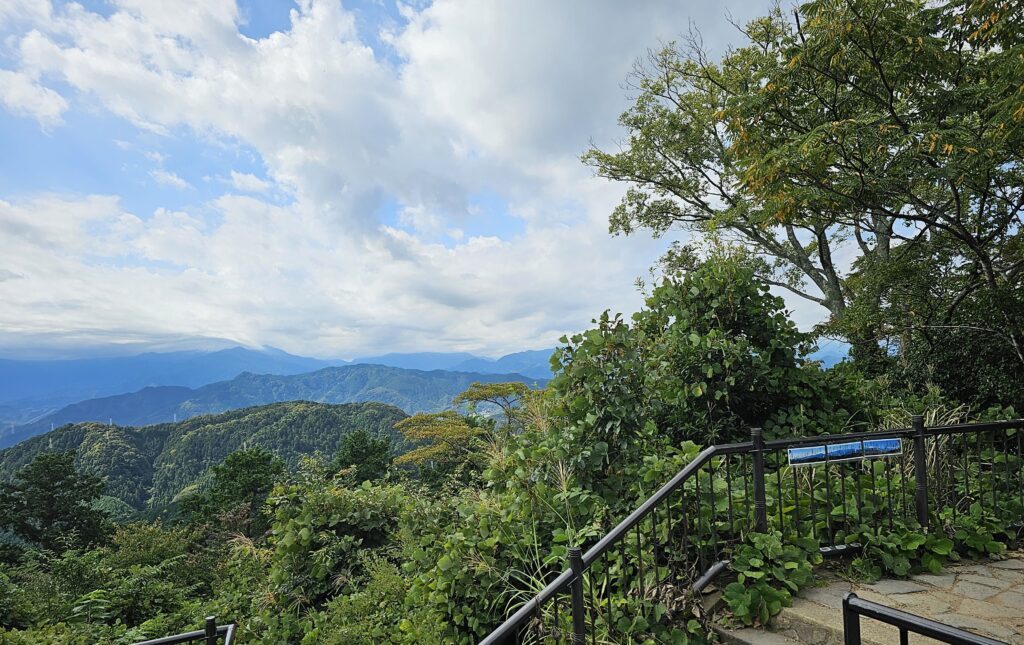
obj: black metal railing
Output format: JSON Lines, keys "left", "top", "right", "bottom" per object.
{"left": 132, "top": 616, "right": 236, "bottom": 645}
{"left": 480, "top": 416, "right": 1024, "bottom": 644}
{"left": 842, "top": 592, "right": 1005, "bottom": 644}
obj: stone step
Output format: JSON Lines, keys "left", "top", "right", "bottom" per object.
{"left": 774, "top": 596, "right": 947, "bottom": 644}
{"left": 713, "top": 625, "right": 803, "bottom": 645}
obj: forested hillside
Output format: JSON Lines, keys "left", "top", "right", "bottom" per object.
{"left": 2, "top": 364, "right": 544, "bottom": 449}
{"left": 0, "top": 401, "right": 407, "bottom": 512}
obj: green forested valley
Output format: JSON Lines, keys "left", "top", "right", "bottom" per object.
{"left": 0, "top": 402, "right": 408, "bottom": 513}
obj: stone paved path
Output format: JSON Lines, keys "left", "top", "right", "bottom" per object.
{"left": 853, "top": 553, "right": 1024, "bottom": 643}
{"left": 764, "top": 551, "right": 1024, "bottom": 644}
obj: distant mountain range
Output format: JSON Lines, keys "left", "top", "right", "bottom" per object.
{"left": 353, "top": 349, "right": 553, "bottom": 379}
{"left": 0, "top": 347, "right": 339, "bottom": 425}
{"left": 0, "top": 340, "right": 842, "bottom": 451}
{"left": 0, "top": 401, "right": 409, "bottom": 512}
{"left": 0, "top": 364, "right": 546, "bottom": 450}
{"left": 0, "top": 346, "right": 556, "bottom": 427}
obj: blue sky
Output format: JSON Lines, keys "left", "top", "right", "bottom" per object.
{"left": 0, "top": 0, "right": 806, "bottom": 360}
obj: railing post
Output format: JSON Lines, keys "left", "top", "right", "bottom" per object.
{"left": 751, "top": 427, "right": 768, "bottom": 532}
{"left": 842, "top": 593, "right": 861, "bottom": 645}
{"left": 205, "top": 616, "right": 217, "bottom": 645}
{"left": 569, "top": 547, "right": 586, "bottom": 644}
{"left": 912, "top": 415, "right": 929, "bottom": 529}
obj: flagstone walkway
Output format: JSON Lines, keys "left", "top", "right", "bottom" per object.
{"left": 722, "top": 551, "right": 1024, "bottom": 644}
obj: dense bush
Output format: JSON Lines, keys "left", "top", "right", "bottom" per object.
{"left": 550, "top": 255, "right": 871, "bottom": 462}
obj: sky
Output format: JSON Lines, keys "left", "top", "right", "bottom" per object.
{"left": 0, "top": 0, "right": 802, "bottom": 360}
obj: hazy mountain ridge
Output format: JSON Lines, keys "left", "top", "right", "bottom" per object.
{"left": 0, "top": 401, "right": 408, "bottom": 512}
{"left": 0, "top": 364, "right": 545, "bottom": 450}
{"left": 0, "top": 347, "right": 342, "bottom": 425}
{"left": 350, "top": 349, "right": 554, "bottom": 379}
{"left": 0, "top": 346, "right": 557, "bottom": 425}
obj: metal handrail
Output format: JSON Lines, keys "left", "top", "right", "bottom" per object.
{"left": 842, "top": 593, "right": 1006, "bottom": 644}
{"left": 479, "top": 445, "right": 723, "bottom": 644}
{"left": 480, "top": 416, "right": 1024, "bottom": 644}
{"left": 132, "top": 617, "right": 236, "bottom": 645}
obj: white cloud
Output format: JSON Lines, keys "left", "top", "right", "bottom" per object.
{"left": 149, "top": 169, "right": 191, "bottom": 190}
{"left": 0, "top": 0, "right": 51, "bottom": 30}
{"left": 0, "top": 0, "right": 811, "bottom": 358}
{"left": 0, "top": 68, "right": 67, "bottom": 128}
{"left": 229, "top": 170, "right": 271, "bottom": 193}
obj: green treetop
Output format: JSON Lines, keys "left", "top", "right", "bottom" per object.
{"left": 0, "top": 452, "right": 108, "bottom": 551}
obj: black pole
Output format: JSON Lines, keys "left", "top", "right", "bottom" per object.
{"left": 912, "top": 415, "right": 929, "bottom": 529}
{"left": 569, "top": 547, "right": 586, "bottom": 644}
{"left": 752, "top": 427, "right": 768, "bottom": 532}
{"left": 205, "top": 616, "right": 217, "bottom": 645}
{"left": 842, "top": 593, "right": 861, "bottom": 645}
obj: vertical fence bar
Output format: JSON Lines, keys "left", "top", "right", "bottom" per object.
{"left": 912, "top": 415, "right": 929, "bottom": 529}
{"left": 569, "top": 547, "right": 586, "bottom": 645}
{"left": 808, "top": 466, "right": 817, "bottom": 539}
{"left": 752, "top": 427, "right": 768, "bottom": 533}
{"left": 1018, "top": 431, "right": 1023, "bottom": 514}
{"left": 708, "top": 464, "right": 720, "bottom": 558}
{"left": 205, "top": 616, "right": 218, "bottom": 645}
{"left": 725, "top": 455, "right": 736, "bottom": 532}
{"left": 792, "top": 464, "right": 801, "bottom": 537}
{"left": 839, "top": 462, "right": 849, "bottom": 535}
{"left": 842, "top": 594, "right": 861, "bottom": 645}
{"left": 552, "top": 595, "right": 560, "bottom": 640}
{"left": 825, "top": 455, "right": 835, "bottom": 542}
{"left": 775, "top": 465, "right": 785, "bottom": 533}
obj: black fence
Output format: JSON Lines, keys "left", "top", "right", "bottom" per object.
{"left": 480, "top": 417, "right": 1024, "bottom": 644}
{"left": 132, "top": 616, "right": 236, "bottom": 645}
{"left": 842, "top": 592, "right": 1004, "bottom": 644}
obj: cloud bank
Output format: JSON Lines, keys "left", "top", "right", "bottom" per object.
{"left": 0, "top": 0, "right": 789, "bottom": 358}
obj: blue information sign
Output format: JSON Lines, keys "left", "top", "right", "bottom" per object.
{"left": 787, "top": 438, "right": 901, "bottom": 466}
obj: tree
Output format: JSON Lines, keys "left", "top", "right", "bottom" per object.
{"left": 453, "top": 381, "right": 530, "bottom": 430}
{"left": 583, "top": 0, "right": 1024, "bottom": 371}
{"left": 847, "top": 232, "right": 1024, "bottom": 407}
{"left": 179, "top": 448, "right": 284, "bottom": 538}
{"left": 332, "top": 428, "right": 392, "bottom": 483}
{"left": 393, "top": 411, "right": 487, "bottom": 468}
{"left": 0, "top": 452, "right": 108, "bottom": 550}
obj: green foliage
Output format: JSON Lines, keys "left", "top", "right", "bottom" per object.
{"left": 0, "top": 522, "right": 213, "bottom": 641}
{"left": 948, "top": 502, "right": 1009, "bottom": 560}
{"left": 550, "top": 255, "right": 868, "bottom": 450}
{"left": 850, "top": 528, "right": 955, "bottom": 581}
{"left": 846, "top": 232, "right": 1024, "bottom": 409}
{"left": 304, "top": 554, "right": 443, "bottom": 645}
{"left": 178, "top": 448, "right": 285, "bottom": 537}
{"left": 723, "top": 532, "right": 820, "bottom": 626}
{"left": 267, "top": 462, "right": 408, "bottom": 615}
{"left": 0, "top": 452, "right": 109, "bottom": 551}
{"left": 332, "top": 427, "right": 392, "bottom": 483}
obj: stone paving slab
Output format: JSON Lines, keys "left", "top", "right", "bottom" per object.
{"left": 721, "top": 552, "right": 1024, "bottom": 644}
{"left": 823, "top": 551, "right": 1023, "bottom": 643}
